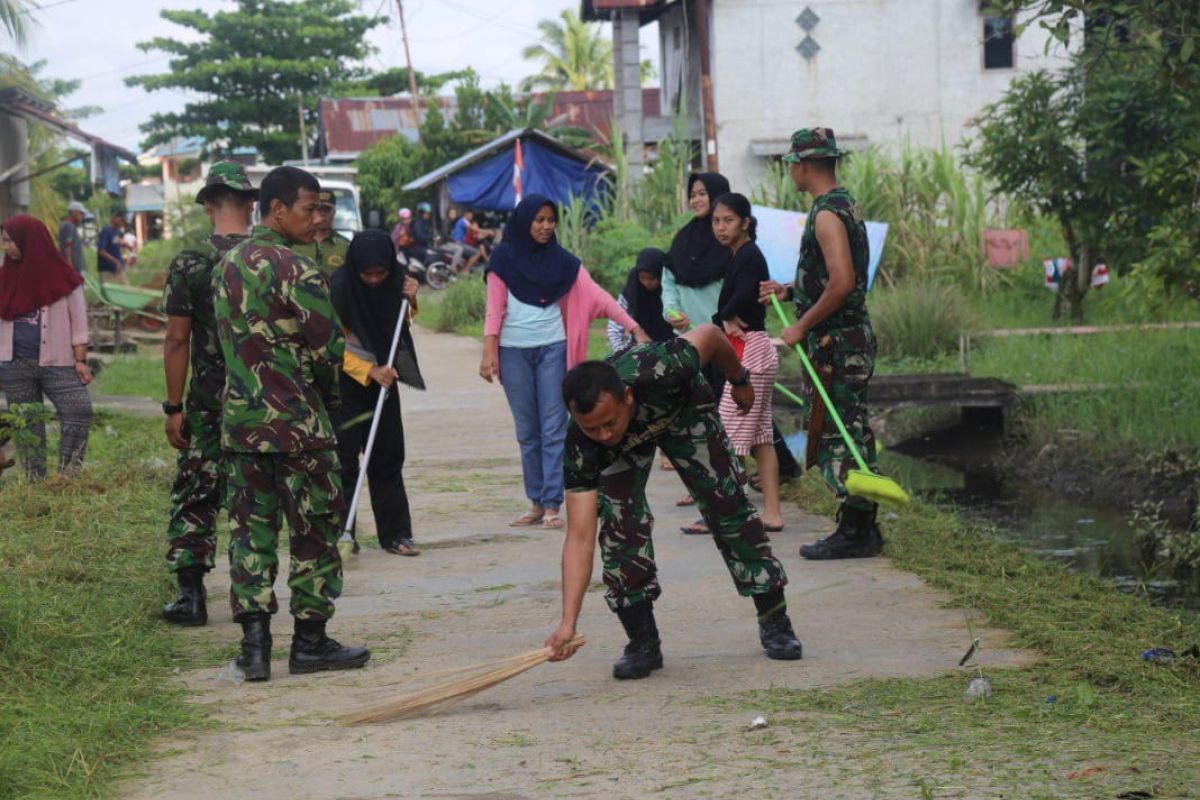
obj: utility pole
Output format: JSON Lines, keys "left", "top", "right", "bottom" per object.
{"left": 395, "top": 0, "right": 421, "bottom": 116}
{"left": 297, "top": 91, "right": 310, "bottom": 166}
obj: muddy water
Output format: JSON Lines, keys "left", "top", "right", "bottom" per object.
{"left": 777, "top": 413, "right": 1195, "bottom": 610}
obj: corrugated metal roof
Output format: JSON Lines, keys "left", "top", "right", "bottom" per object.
{"left": 317, "top": 96, "right": 455, "bottom": 160}
{"left": 318, "top": 89, "right": 663, "bottom": 159}
{"left": 0, "top": 87, "right": 137, "bottom": 162}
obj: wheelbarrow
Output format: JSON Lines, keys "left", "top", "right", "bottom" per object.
{"left": 83, "top": 272, "right": 166, "bottom": 354}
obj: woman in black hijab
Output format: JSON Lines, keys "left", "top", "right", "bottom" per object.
{"left": 332, "top": 230, "right": 424, "bottom": 556}
{"left": 606, "top": 247, "right": 674, "bottom": 351}
{"left": 662, "top": 172, "right": 732, "bottom": 334}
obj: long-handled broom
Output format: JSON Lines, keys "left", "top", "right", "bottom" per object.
{"left": 769, "top": 294, "right": 909, "bottom": 507}
{"left": 340, "top": 635, "right": 586, "bottom": 724}
{"left": 337, "top": 298, "right": 412, "bottom": 561}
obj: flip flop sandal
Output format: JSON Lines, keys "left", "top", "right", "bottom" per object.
{"left": 396, "top": 538, "right": 420, "bottom": 556}
{"left": 764, "top": 524, "right": 785, "bottom": 533}
{"left": 680, "top": 520, "right": 710, "bottom": 535}
{"left": 542, "top": 513, "right": 564, "bottom": 529}
{"left": 675, "top": 495, "right": 696, "bottom": 507}
{"left": 510, "top": 511, "right": 545, "bottom": 527}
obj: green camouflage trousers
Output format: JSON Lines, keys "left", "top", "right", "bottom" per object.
{"left": 598, "top": 406, "right": 788, "bottom": 611}
{"left": 809, "top": 322, "right": 879, "bottom": 512}
{"left": 225, "top": 449, "right": 345, "bottom": 621}
{"left": 165, "top": 409, "right": 222, "bottom": 574}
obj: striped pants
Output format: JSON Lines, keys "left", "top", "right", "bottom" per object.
{"left": 718, "top": 331, "right": 779, "bottom": 457}
{"left": 0, "top": 360, "right": 93, "bottom": 479}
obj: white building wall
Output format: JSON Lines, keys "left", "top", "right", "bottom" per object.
{"left": 710, "top": 0, "right": 1075, "bottom": 193}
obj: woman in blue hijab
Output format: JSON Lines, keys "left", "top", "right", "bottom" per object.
{"left": 481, "top": 195, "right": 648, "bottom": 529}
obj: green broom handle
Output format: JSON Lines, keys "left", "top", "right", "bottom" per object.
{"left": 773, "top": 381, "right": 807, "bottom": 409}
{"left": 770, "top": 293, "right": 871, "bottom": 474}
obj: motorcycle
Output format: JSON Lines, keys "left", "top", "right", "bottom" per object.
{"left": 397, "top": 246, "right": 454, "bottom": 291}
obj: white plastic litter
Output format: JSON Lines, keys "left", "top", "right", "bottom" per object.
{"left": 964, "top": 677, "right": 992, "bottom": 700}
{"left": 215, "top": 660, "right": 245, "bottom": 686}
{"left": 749, "top": 716, "right": 768, "bottom": 730}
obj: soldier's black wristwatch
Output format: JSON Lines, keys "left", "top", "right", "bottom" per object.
{"left": 729, "top": 368, "right": 752, "bottom": 388}
{"left": 162, "top": 402, "right": 184, "bottom": 415}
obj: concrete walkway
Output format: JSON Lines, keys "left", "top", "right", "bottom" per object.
{"left": 120, "top": 327, "right": 1029, "bottom": 799}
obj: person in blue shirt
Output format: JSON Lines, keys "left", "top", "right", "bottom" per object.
{"left": 449, "top": 208, "right": 483, "bottom": 273}
{"left": 96, "top": 212, "right": 126, "bottom": 283}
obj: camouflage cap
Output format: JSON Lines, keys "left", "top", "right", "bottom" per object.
{"left": 194, "top": 161, "right": 258, "bottom": 204}
{"left": 781, "top": 127, "right": 846, "bottom": 163}
{"left": 316, "top": 189, "right": 336, "bottom": 208}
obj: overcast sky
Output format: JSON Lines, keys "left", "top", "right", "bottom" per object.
{"left": 10, "top": 0, "right": 658, "bottom": 152}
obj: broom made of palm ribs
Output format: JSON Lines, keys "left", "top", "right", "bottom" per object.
{"left": 339, "top": 635, "right": 587, "bottom": 725}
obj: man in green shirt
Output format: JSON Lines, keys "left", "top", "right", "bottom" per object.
{"left": 214, "top": 166, "right": 368, "bottom": 681}
{"left": 293, "top": 189, "right": 349, "bottom": 277}
{"left": 761, "top": 127, "right": 884, "bottom": 560}
{"left": 544, "top": 326, "right": 803, "bottom": 679}
{"left": 160, "top": 161, "right": 256, "bottom": 627}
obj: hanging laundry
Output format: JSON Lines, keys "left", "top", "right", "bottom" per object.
{"left": 1091, "top": 263, "right": 1111, "bottom": 289}
{"left": 983, "top": 229, "right": 1030, "bottom": 268}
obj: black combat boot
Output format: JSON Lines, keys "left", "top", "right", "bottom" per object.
{"left": 754, "top": 590, "right": 803, "bottom": 660}
{"left": 236, "top": 613, "right": 272, "bottom": 682}
{"left": 161, "top": 567, "right": 207, "bottom": 627}
{"left": 612, "top": 602, "right": 663, "bottom": 680}
{"left": 799, "top": 504, "right": 885, "bottom": 560}
{"left": 288, "top": 618, "right": 371, "bottom": 675}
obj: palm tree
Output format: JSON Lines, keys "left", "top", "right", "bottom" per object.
{"left": 0, "top": 0, "right": 34, "bottom": 46}
{"left": 520, "top": 9, "right": 613, "bottom": 92}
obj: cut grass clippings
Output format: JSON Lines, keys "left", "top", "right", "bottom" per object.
{"left": 0, "top": 412, "right": 206, "bottom": 799}
{"left": 706, "top": 474, "right": 1200, "bottom": 797}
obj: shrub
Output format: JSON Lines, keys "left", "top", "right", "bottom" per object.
{"left": 581, "top": 217, "right": 670, "bottom": 295}
{"left": 430, "top": 277, "right": 487, "bottom": 333}
{"left": 871, "top": 282, "right": 974, "bottom": 361}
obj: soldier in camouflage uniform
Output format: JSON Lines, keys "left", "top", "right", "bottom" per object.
{"left": 160, "top": 162, "right": 257, "bottom": 627}
{"left": 544, "top": 325, "right": 803, "bottom": 679}
{"left": 293, "top": 189, "right": 350, "bottom": 277}
{"left": 762, "top": 128, "right": 885, "bottom": 560}
{"left": 214, "top": 165, "right": 369, "bottom": 681}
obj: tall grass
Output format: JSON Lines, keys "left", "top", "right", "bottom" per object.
{"left": 422, "top": 277, "right": 487, "bottom": 335}
{"left": 871, "top": 283, "right": 975, "bottom": 360}
{"left": 0, "top": 412, "right": 205, "bottom": 798}
{"left": 752, "top": 146, "right": 1004, "bottom": 292}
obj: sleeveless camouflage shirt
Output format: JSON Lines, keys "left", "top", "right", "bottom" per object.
{"left": 794, "top": 187, "right": 871, "bottom": 333}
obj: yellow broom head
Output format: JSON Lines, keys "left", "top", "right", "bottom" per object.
{"left": 339, "top": 635, "right": 586, "bottom": 725}
{"left": 337, "top": 539, "right": 354, "bottom": 562}
{"left": 846, "top": 470, "right": 911, "bottom": 507}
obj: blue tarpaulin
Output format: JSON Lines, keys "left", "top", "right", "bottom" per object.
{"left": 445, "top": 136, "right": 607, "bottom": 212}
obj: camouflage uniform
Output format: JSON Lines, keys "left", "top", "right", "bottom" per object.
{"left": 214, "top": 225, "right": 347, "bottom": 622}
{"left": 161, "top": 233, "right": 247, "bottom": 574}
{"left": 293, "top": 232, "right": 350, "bottom": 278}
{"left": 564, "top": 338, "right": 788, "bottom": 611}
{"left": 786, "top": 129, "right": 878, "bottom": 511}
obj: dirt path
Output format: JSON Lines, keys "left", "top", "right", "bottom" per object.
{"left": 121, "top": 328, "right": 1030, "bottom": 799}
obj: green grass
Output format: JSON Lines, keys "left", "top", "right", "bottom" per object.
{"left": 92, "top": 355, "right": 164, "bottom": 399}
{"left": 719, "top": 474, "right": 1200, "bottom": 797}
{"left": 0, "top": 412, "right": 212, "bottom": 799}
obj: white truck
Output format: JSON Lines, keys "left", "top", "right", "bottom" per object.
{"left": 245, "top": 165, "right": 362, "bottom": 239}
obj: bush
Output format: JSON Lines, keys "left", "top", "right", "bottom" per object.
{"left": 581, "top": 217, "right": 669, "bottom": 295}
{"left": 871, "top": 282, "right": 974, "bottom": 361}
{"left": 430, "top": 277, "right": 487, "bottom": 333}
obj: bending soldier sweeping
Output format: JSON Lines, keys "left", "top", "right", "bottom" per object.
{"left": 760, "top": 127, "right": 887, "bottom": 559}
{"left": 544, "top": 325, "right": 803, "bottom": 678}
{"left": 159, "top": 162, "right": 256, "bottom": 626}
{"left": 214, "top": 166, "right": 369, "bottom": 681}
